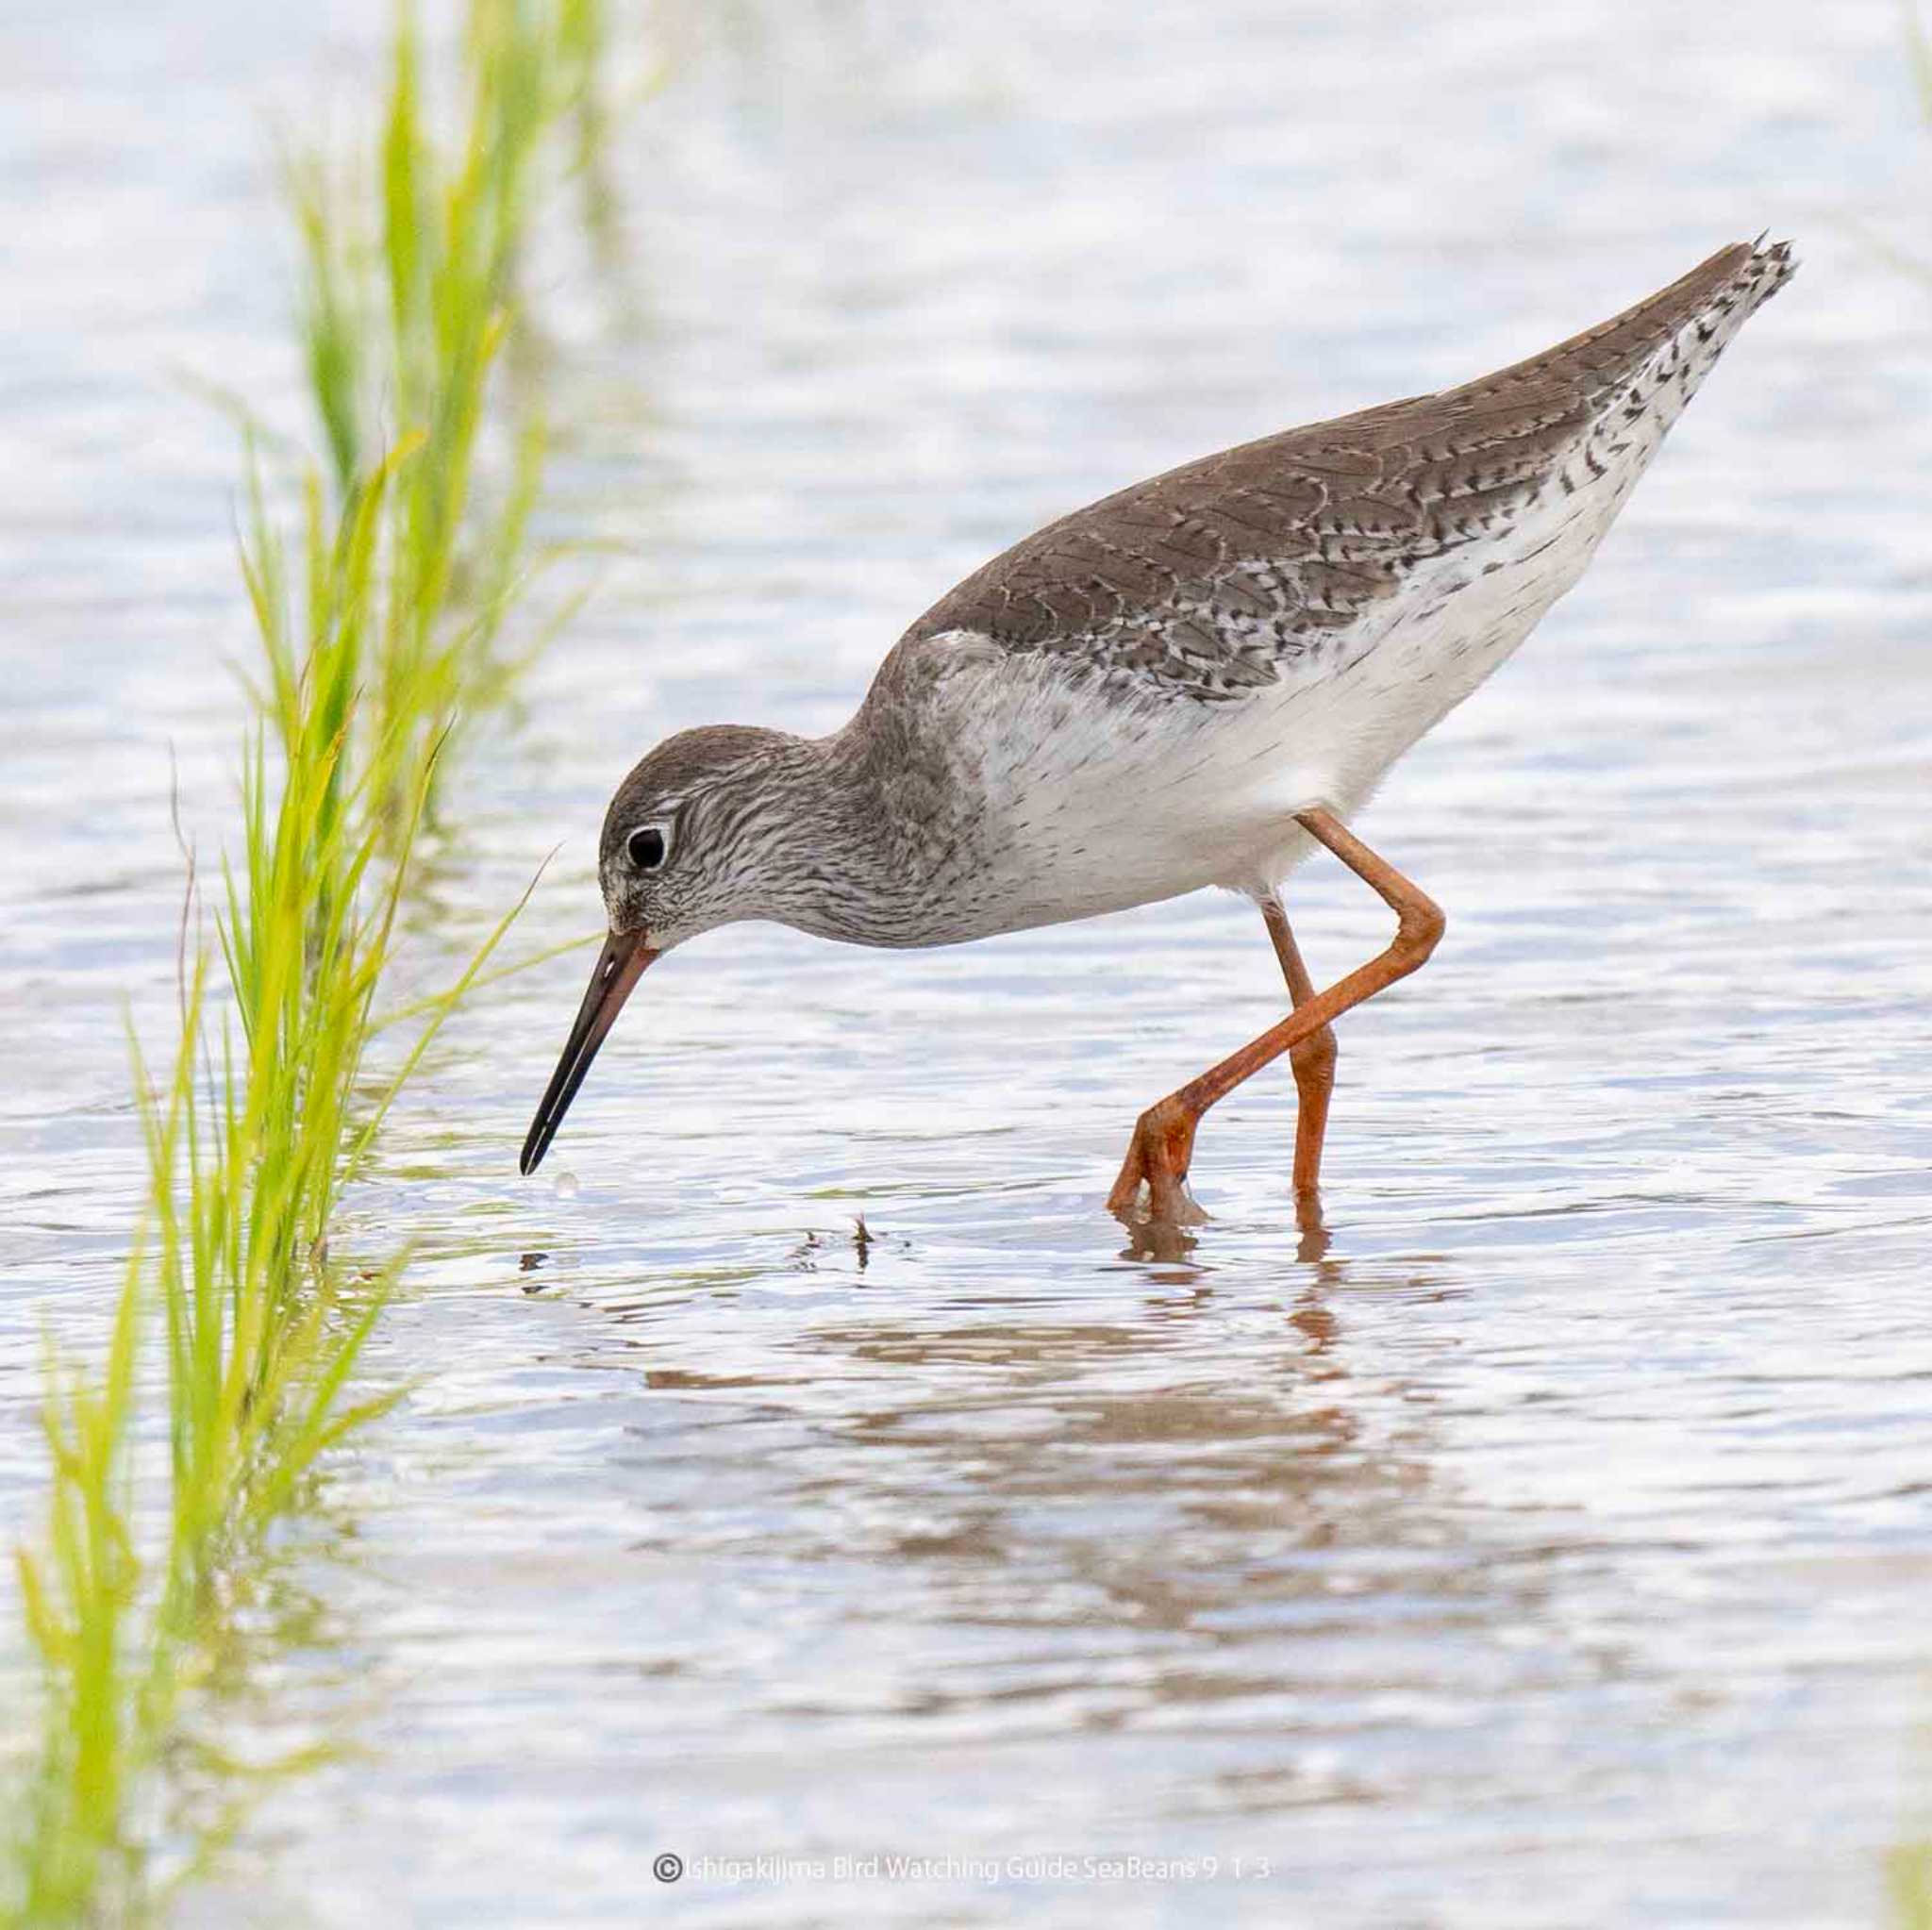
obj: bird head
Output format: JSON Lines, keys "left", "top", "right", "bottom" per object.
{"left": 521, "top": 724, "right": 801, "bottom": 1175}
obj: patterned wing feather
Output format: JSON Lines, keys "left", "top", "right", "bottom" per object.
{"left": 902, "top": 241, "right": 1795, "bottom": 700}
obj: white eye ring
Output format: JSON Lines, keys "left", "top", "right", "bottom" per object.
{"left": 626, "top": 822, "right": 672, "bottom": 871}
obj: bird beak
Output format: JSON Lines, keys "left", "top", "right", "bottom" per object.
{"left": 520, "top": 929, "right": 658, "bottom": 1175}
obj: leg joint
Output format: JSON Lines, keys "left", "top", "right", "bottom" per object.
{"left": 1398, "top": 892, "right": 1446, "bottom": 959}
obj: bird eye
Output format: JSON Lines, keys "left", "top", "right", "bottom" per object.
{"left": 626, "top": 824, "right": 668, "bottom": 871}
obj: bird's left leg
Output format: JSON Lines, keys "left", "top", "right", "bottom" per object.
{"left": 1106, "top": 809, "right": 1443, "bottom": 1223}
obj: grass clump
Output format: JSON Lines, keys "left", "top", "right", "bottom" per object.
{"left": 4, "top": 1, "right": 618, "bottom": 1920}
{"left": 291, "top": 0, "right": 614, "bottom": 824}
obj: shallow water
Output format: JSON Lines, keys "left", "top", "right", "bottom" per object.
{"left": 5, "top": 2, "right": 1932, "bottom": 1924}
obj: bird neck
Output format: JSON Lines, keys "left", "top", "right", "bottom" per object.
{"left": 734, "top": 719, "right": 963, "bottom": 950}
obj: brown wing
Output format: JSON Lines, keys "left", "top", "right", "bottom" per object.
{"left": 901, "top": 240, "right": 1792, "bottom": 700}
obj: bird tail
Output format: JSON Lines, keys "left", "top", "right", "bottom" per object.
{"left": 1419, "top": 238, "right": 1796, "bottom": 500}
{"left": 1633, "top": 236, "right": 1796, "bottom": 405}
{"left": 1474, "top": 237, "right": 1797, "bottom": 417}
{"left": 1449, "top": 238, "right": 1794, "bottom": 504}
{"left": 1569, "top": 237, "right": 1796, "bottom": 472}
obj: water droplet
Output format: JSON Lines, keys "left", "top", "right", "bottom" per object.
{"left": 554, "top": 1171, "right": 579, "bottom": 1200}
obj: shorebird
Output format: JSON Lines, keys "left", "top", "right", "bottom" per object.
{"left": 523, "top": 239, "right": 1795, "bottom": 1224}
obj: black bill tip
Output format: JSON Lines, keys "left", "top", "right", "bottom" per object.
{"left": 521, "top": 929, "right": 657, "bottom": 1175}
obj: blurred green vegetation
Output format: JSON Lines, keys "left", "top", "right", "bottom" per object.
{"left": 2, "top": 3, "right": 619, "bottom": 1921}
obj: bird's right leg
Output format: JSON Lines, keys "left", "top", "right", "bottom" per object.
{"left": 1257, "top": 892, "right": 1338, "bottom": 1209}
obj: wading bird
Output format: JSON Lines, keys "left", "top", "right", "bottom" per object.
{"left": 522, "top": 240, "right": 1794, "bottom": 1224}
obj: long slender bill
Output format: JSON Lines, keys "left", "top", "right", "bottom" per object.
{"left": 520, "top": 929, "right": 658, "bottom": 1174}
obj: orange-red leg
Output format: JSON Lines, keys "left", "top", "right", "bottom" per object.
{"left": 1106, "top": 810, "right": 1444, "bottom": 1224}
{"left": 1259, "top": 892, "right": 1338, "bottom": 1204}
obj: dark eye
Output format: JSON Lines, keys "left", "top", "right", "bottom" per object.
{"left": 626, "top": 825, "right": 667, "bottom": 871}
